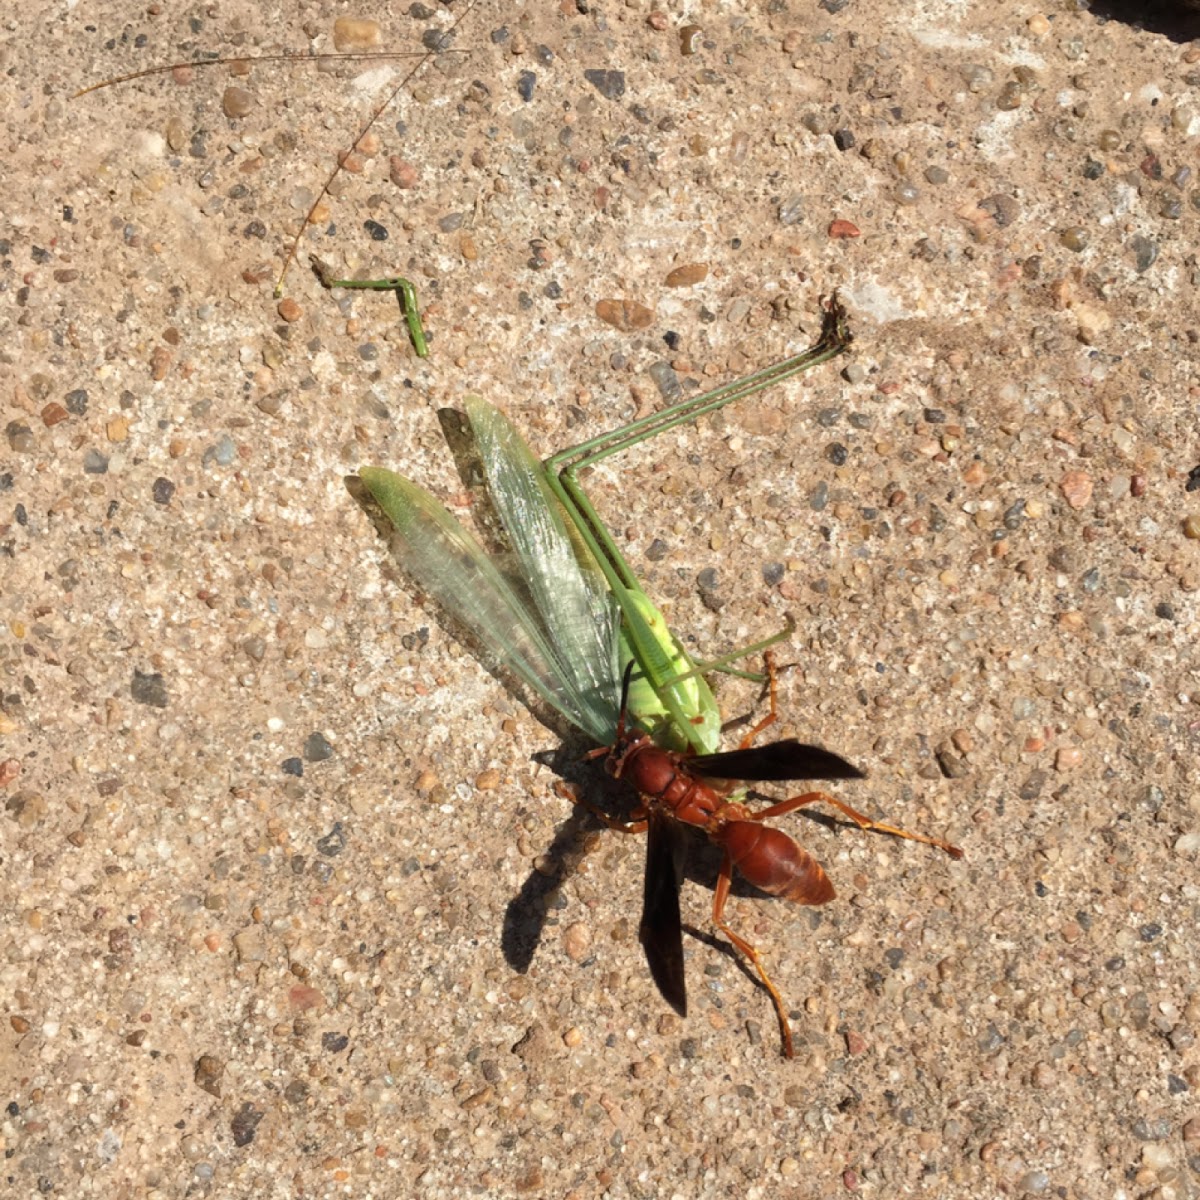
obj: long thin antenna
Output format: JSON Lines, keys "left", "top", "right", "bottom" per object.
{"left": 274, "top": 0, "right": 486, "bottom": 295}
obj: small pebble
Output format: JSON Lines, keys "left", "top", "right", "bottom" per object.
{"left": 1183, "top": 515, "right": 1200, "bottom": 539}
{"left": 595, "top": 298, "right": 654, "bottom": 331}
{"left": 276, "top": 297, "right": 301, "bottom": 322}
{"left": 1059, "top": 471, "right": 1093, "bottom": 510}
{"left": 665, "top": 263, "right": 708, "bottom": 286}
{"left": 194, "top": 1055, "right": 224, "bottom": 1097}
{"left": 333, "top": 17, "right": 382, "bottom": 51}
{"left": 561, "top": 922, "right": 591, "bottom": 962}
{"left": 1055, "top": 745, "right": 1082, "bottom": 771}
{"left": 680, "top": 24, "right": 703, "bottom": 55}
{"left": 476, "top": 768, "right": 502, "bottom": 790}
{"left": 583, "top": 69, "right": 625, "bottom": 100}
{"left": 1060, "top": 226, "right": 1088, "bottom": 252}
{"left": 778, "top": 193, "right": 804, "bottom": 225}
{"left": 383, "top": 159, "right": 418, "bottom": 192}
{"left": 829, "top": 218, "right": 861, "bottom": 238}
{"left": 222, "top": 87, "right": 254, "bottom": 119}
{"left": 304, "top": 732, "right": 334, "bottom": 762}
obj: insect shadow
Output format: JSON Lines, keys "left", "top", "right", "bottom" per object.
{"left": 1088, "top": 0, "right": 1200, "bottom": 42}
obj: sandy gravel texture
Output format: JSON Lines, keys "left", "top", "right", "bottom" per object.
{"left": 3, "top": 1, "right": 1200, "bottom": 1196}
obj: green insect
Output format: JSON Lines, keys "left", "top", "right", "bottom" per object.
{"left": 359, "top": 296, "right": 852, "bottom": 754}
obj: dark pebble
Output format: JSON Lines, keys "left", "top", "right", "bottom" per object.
{"left": 1130, "top": 235, "right": 1159, "bottom": 273}
{"left": 281, "top": 757, "right": 303, "bottom": 777}
{"left": 980, "top": 194, "right": 1021, "bottom": 227}
{"left": 316, "top": 822, "right": 347, "bottom": 857}
{"left": 534, "top": 43, "right": 554, "bottom": 64}
{"left": 15, "top": 503, "right": 27, "bottom": 526}
{"left": 304, "top": 732, "right": 334, "bottom": 762}
{"left": 1155, "top": 601, "right": 1175, "bottom": 621}
{"left": 1185, "top": 463, "right": 1200, "bottom": 492}
{"left": 584, "top": 68, "right": 625, "bottom": 100}
{"left": 152, "top": 477, "right": 176, "bottom": 505}
{"left": 1169, "top": 1074, "right": 1189, "bottom": 1095}
{"left": 358, "top": 343, "right": 379, "bottom": 361}
{"left": 1139, "top": 922, "right": 1163, "bottom": 942}
{"left": 321, "top": 1032, "right": 350, "bottom": 1053}
{"left": 400, "top": 627, "right": 430, "bottom": 651}
{"left": 923, "top": 407, "right": 946, "bottom": 423}
{"left": 243, "top": 220, "right": 267, "bottom": 239}
{"left": 544, "top": 280, "right": 562, "bottom": 299}
{"left": 977, "top": 1023, "right": 1004, "bottom": 1052}
{"left": 64, "top": 388, "right": 89, "bottom": 415}
{"left": 648, "top": 361, "right": 682, "bottom": 403}
{"left": 131, "top": 669, "right": 169, "bottom": 708}
{"left": 83, "top": 449, "right": 109, "bottom": 474}
{"left": 517, "top": 70, "right": 536, "bottom": 101}
{"left": 1019, "top": 770, "right": 1046, "bottom": 800}
{"left": 884, "top": 947, "right": 905, "bottom": 969}
{"left": 816, "top": 407, "right": 841, "bottom": 427}
{"left": 364, "top": 219, "right": 388, "bottom": 241}
{"left": 230, "top": 1103, "right": 264, "bottom": 1148}
{"left": 936, "top": 744, "right": 970, "bottom": 778}
{"left": 1082, "top": 159, "right": 1103, "bottom": 179}
{"left": 1132, "top": 1117, "right": 1173, "bottom": 1142}
{"left": 762, "top": 561, "right": 785, "bottom": 586}
{"left": 826, "top": 443, "right": 848, "bottom": 466}
{"left": 810, "top": 481, "right": 829, "bottom": 511}
{"left": 421, "top": 27, "right": 455, "bottom": 52}
{"left": 645, "top": 538, "right": 669, "bottom": 562}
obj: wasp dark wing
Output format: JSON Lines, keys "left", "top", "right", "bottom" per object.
{"left": 690, "top": 739, "right": 865, "bottom": 783}
{"left": 639, "top": 809, "right": 688, "bottom": 1017}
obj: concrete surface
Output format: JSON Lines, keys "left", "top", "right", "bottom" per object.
{"left": 3, "top": 1, "right": 1199, "bottom": 1196}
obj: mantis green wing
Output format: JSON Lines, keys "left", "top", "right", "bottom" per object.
{"left": 464, "top": 396, "right": 621, "bottom": 739}
{"left": 358, "top": 465, "right": 619, "bottom": 745}
{"left": 467, "top": 397, "right": 719, "bottom": 755}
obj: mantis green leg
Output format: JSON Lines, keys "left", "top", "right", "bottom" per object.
{"left": 310, "top": 255, "right": 429, "bottom": 358}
